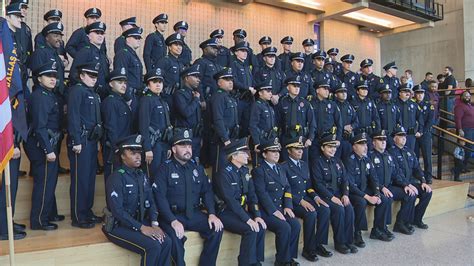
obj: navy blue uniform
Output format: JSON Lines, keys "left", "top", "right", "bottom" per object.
{"left": 139, "top": 92, "right": 171, "bottom": 178}
{"left": 377, "top": 99, "right": 401, "bottom": 147}
{"left": 114, "top": 35, "right": 126, "bottom": 54}
{"left": 415, "top": 99, "right": 434, "bottom": 181}
{"left": 311, "top": 69, "right": 331, "bottom": 92}
{"left": 66, "top": 27, "right": 107, "bottom": 58}
{"left": 101, "top": 92, "right": 132, "bottom": 179}
{"left": 360, "top": 74, "right": 384, "bottom": 100}
{"left": 249, "top": 98, "right": 277, "bottom": 166}
{"left": 104, "top": 166, "right": 171, "bottom": 266}
{"left": 350, "top": 96, "right": 381, "bottom": 136}
{"left": 369, "top": 149, "right": 416, "bottom": 227}
{"left": 214, "top": 163, "right": 265, "bottom": 265}
{"left": 303, "top": 53, "right": 315, "bottom": 74}
{"left": 153, "top": 158, "right": 223, "bottom": 266}
{"left": 156, "top": 54, "right": 185, "bottom": 111}
{"left": 285, "top": 69, "right": 314, "bottom": 98}
{"left": 216, "top": 46, "right": 231, "bottom": 68}
{"left": 179, "top": 39, "right": 192, "bottom": 67}
{"left": 383, "top": 75, "right": 401, "bottom": 96}
{"left": 338, "top": 71, "right": 359, "bottom": 100}
{"left": 335, "top": 99, "right": 359, "bottom": 159}
{"left": 276, "top": 96, "right": 316, "bottom": 161}
{"left": 395, "top": 99, "right": 424, "bottom": 150}
{"left": 67, "top": 83, "right": 102, "bottom": 223}
{"left": 29, "top": 44, "right": 65, "bottom": 97}
{"left": 24, "top": 85, "right": 60, "bottom": 228}
{"left": 15, "top": 22, "right": 32, "bottom": 100}
{"left": 253, "top": 162, "right": 301, "bottom": 264}
{"left": 278, "top": 52, "right": 292, "bottom": 73}
{"left": 231, "top": 57, "right": 254, "bottom": 137}
{"left": 312, "top": 155, "right": 354, "bottom": 246}
{"left": 253, "top": 64, "right": 286, "bottom": 98}
{"left": 194, "top": 54, "right": 222, "bottom": 100}
{"left": 388, "top": 146, "right": 432, "bottom": 225}
{"left": 282, "top": 159, "right": 330, "bottom": 253}
{"left": 34, "top": 32, "right": 67, "bottom": 59}
{"left": 143, "top": 31, "right": 167, "bottom": 72}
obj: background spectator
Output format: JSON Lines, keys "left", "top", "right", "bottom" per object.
{"left": 405, "top": 69, "right": 414, "bottom": 88}
{"left": 454, "top": 91, "right": 474, "bottom": 165}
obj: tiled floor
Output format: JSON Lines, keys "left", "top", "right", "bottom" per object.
{"left": 263, "top": 205, "right": 474, "bottom": 265}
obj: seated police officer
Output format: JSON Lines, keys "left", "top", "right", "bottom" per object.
{"left": 153, "top": 128, "right": 224, "bottom": 266}
{"left": 214, "top": 138, "right": 266, "bottom": 266}
{"left": 281, "top": 137, "right": 332, "bottom": 261}
{"left": 253, "top": 137, "right": 301, "bottom": 266}
{"left": 388, "top": 126, "right": 433, "bottom": 233}
{"left": 344, "top": 133, "right": 391, "bottom": 247}
{"left": 311, "top": 133, "right": 357, "bottom": 254}
{"left": 103, "top": 134, "right": 171, "bottom": 266}
{"left": 369, "top": 130, "right": 415, "bottom": 238}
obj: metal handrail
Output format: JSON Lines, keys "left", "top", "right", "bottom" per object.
{"left": 433, "top": 125, "right": 474, "bottom": 145}
{"left": 438, "top": 117, "right": 456, "bottom": 125}
{"left": 439, "top": 108, "right": 454, "bottom": 117}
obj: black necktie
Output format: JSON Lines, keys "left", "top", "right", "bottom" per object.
{"left": 329, "top": 160, "right": 338, "bottom": 191}
{"left": 360, "top": 100, "right": 367, "bottom": 128}
{"left": 387, "top": 103, "right": 393, "bottom": 133}
{"left": 382, "top": 154, "right": 390, "bottom": 186}
{"left": 273, "top": 165, "right": 279, "bottom": 175}
{"left": 136, "top": 171, "right": 145, "bottom": 222}
{"left": 401, "top": 150, "right": 410, "bottom": 180}
{"left": 184, "top": 165, "right": 193, "bottom": 218}
{"left": 403, "top": 102, "right": 408, "bottom": 127}
{"left": 360, "top": 158, "right": 367, "bottom": 191}
{"left": 290, "top": 99, "right": 298, "bottom": 130}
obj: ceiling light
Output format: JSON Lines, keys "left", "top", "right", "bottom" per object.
{"left": 282, "top": 0, "right": 321, "bottom": 9}
{"left": 343, "top": 11, "right": 393, "bottom": 28}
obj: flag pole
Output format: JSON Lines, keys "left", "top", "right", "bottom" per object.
{"left": 4, "top": 161, "right": 16, "bottom": 266}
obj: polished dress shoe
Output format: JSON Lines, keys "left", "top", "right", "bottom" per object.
{"left": 370, "top": 228, "right": 392, "bottom": 242}
{"left": 354, "top": 231, "right": 365, "bottom": 248}
{"left": 335, "top": 244, "right": 350, "bottom": 254}
{"left": 0, "top": 231, "right": 26, "bottom": 240}
{"left": 393, "top": 223, "right": 413, "bottom": 235}
{"left": 31, "top": 222, "right": 58, "bottom": 231}
{"left": 405, "top": 223, "right": 415, "bottom": 233}
{"left": 14, "top": 222, "right": 26, "bottom": 231}
{"left": 58, "top": 166, "right": 69, "bottom": 174}
{"left": 72, "top": 220, "right": 95, "bottom": 229}
{"left": 289, "top": 259, "right": 299, "bottom": 266}
{"left": 414, "top": 221, "right": 429, "bottom": 229}
{"left": 49, "top": 215, "right": 65, "bottom": 222}
{"left": 301, "top": 249, "right": 318, "bottom": 262}
{"left": 315, "top": 245, "right": 333, "bottom": 257}
{"left": 347, "top": 243, "right": 358, "bottom": 254}
{"left": 88, "top": 214, "right": 103, "bottom": 224}
{"left": 383, "top": 227, "right": 395, "bottom": 240}
{"left": 18, "top": 170, "right": 27, "bottom": 176}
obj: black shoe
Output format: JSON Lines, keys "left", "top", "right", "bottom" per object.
{"left": 96, "top": 165, "right": 104, "bottom": 175}
{"left": 14, "top": 222, "right": 26, "bottom": 232}
{"left": 31, "top": 222, "right": 58, "bottom": 231}
{"left": 335, "top": 244, "right": 350, "bottom": 254}
{"left": 383, "top": 227, "right": 395, "bottom": 240}
{"left": 71, "top": 221, "right": 95, "bottom": 229}
{"left": 251, "top": 263, "right": 262, "bottom": 266}
{"left": 58, "top": 167, "right": 69, "bottom": 174}
{"left": 426, "top": 179, "right": 433, "bottom": 184}
{"left": 0, "top": 231, "right": 26, "bottom": 240}
{"left": 370, "top": 228, "right": 392, "bottom": 242}
{"left": 315, "top": 245, "right": 333, "bottom": 257}
{"left": 18, "top": 170, "right": 27, "bottom": 176}
{"left": 49, "top": 215, "right": 65, "bottom": 222}
{"left": 353, "top": 231, "right": 365, "bottom": 248}
{"left": 301, "top": 250, "right": 318, "bottom": 262}
{"left": 414, "top": 221, "right": 429, "bottom": 229}
{"left": 88, "top": 214, "right": 103, "bottom": 224}
{"left": 393, "top": 223, "right": 413, "bottom": 235}
{"left": 405, "top": 223, "right": 415, "bottom": 233}
{"left": 288, "top": 259, "right": 299, "bottom": 266}
{"left": 347, "top": 243, "right": 358, "bottom": 253}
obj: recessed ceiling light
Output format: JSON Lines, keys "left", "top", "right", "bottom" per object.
{"left": 282, "top": 0, "right": 321, "bottom": 9}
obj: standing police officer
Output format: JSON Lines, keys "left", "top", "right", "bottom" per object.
{"left": 211, "top": 29, "right": 232, "bottom": 68}
{"left": 194, "top": 37, "right": 222, "bottom": 100}
{"left": 338, "top": 54, "right": 358, "bottom": 101}
{"left": 350, "top": 81, "right": 381, "bottom": 140}
{"left": 310, "top": 50, "right": 330, "bottom": 92}
{"left": 232, "top": 29, "right": 258, "bottom": 68}
{"left": 327, "top": 48, "right": 343, "bottom": 78}
{"left": 382, "top": 61, "right": 401, "bottom": 96}
{"left": 359, "top": 59, "right": 385, "bottom": 100}
{"left": 302, "top": 39, "right": 315, "bottom": 74}
{"left": 114, "top": 17, "right": 137, "bottom": 54}
{"left": 253, "top": 46, "right": 286, "bottom": 105}
{"left": 323, "top": 58, "right": 342, "bottom": 92}
{"left": 278, "top": 36, "right": 294, "bottom": 73}
{"left": 66, "top": 8, "right": 104, "bottom": 58}
{"left": 173, "top": 21, "right": 192, "bottom": 67}
{"left": 34, "top": 9, "right": 68, "bottom": 66}
{"left": 395, "top": 84, "right": 423, "bottom": 150}
{"left": 103, "top": 134, "right": 172, "bottom": 266}
{"left": 285, "top": 52, "right": 314, "bottom": 98}
{"left": 214, "top": 138, "right": 266, "bottom": 266}
{"left": 334, "top": 84, "right": 359, "bottom": 159}
{"left": 377, "top": 85, "right": 401, "bottom": 147}
{"left": 144, "top": 14, "right": 168, "bottom": 72}
{"left": 67, "top": 62, "right": 103, "bottom": 228}
{"left": 254, "top": 36, "right": 273, "bottom": 73}
{"left": 153, "top": 128, "right": 224, "bottom": 266}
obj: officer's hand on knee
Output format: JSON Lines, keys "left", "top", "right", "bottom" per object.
{"left": 254, "top": 217, "right": 267, "bottom": 230}
{"left": 408, "top": 184, "right": 419, "bottom": 195}
{"left": 381, "top": 187, "right": 393, "bottom": 198}
{"left": 46, "top": 152, "right": 57, "bottom": 162}
{"left": 246, "top": 219, "right": 260, "bottom": 232}
{"left": 141, "top": 225, "right": 161, "bottom": 241}
{"left": 273, "top": 210, "right": 286, "bottom": 221}
{"left": 171, "top": 220, "right": 185, "bottom": 239}
{"left": 208, "top": 214, "right": 224, "bottom": 232}
{"left": 331, "top": 196, "right": 343, "bottom": 206}
{"left": 284, "top": 208, "right": 295, "bottom": 218}
{"left": 300, "top": 199, "right": 315, "bottom": 212}
{"left": 421, "top": 183, "right": 432, "bottom": 193}
{"left": 341, "top": 195, "right": 351, "bottom": 206}
{"left": 315, "top": 196, "right": 329, "bottom": 207}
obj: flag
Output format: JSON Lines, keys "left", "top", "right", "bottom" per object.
{"left": 0, "top": 17, "right": 28, "bottom": 144}
{"left": 0, "top": 32, "right": 14, "bottom": 175}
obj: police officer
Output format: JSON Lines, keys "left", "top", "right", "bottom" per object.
{"left": 114, "top": 17, "right": 137, "bottom": 54}
{"left": 388, "top": 126, "right": 433, "bottom": 232}
{"left": 350, "top": 81, "right": 381, "bottom": 142}
{"left": 276, "top": 76, "right": 316, "bottom": 162}
{"left": 413, "top": 85, "right": 434, "bottom": 184}
{"left": 24, "top": 61, "right": 61, "bottom": 231}
{"left": 310, "top": 50, "right": 330, "bottom": 93}
{"left": 156, "top": 33, "right": 185, "bottom": 111}
{"left": 66, "top": 7, "right": 104, "bottom": 58}
{"left": 323, "top": 58, "right": 342, "bottom": 92}
{"left": 382, "top": 61, "right": 401, "bottom": 96}
{"left": 232, "top": 29, "right": 258, "bottom": 68}
{"left": 67, "top": 62, "right": 103, "bottom": 228}
{"left": 285, "top": 52, "right": 314, "bottom": 98}
{"left": 153, "top": 128, "right": 224, "bottom": 266}
{"left": 213, "top": 138, "right": 266, "bottom": 266}
{"left": 376, "top": 85, "right": 401, "bottom": 147}
{"left": 173, "top": 64, "right": 204, "bottom": 162}
{"left": 338, "top": 54, "right": 359, "bottom": 101}
{"left": 282, "top": 137, "right": 332, "bottom": 261}
{"left": 173, "top": 21, "right": 192, "bottom": 67}
{"left": 278, "top": 36, "right": 294, "bottom": 73}
{"left": 139, "top": 68, "right": 172, "bottom": 178}
{"left": 249, "top": 79, "right": 278, "bottom": 167}
{"left": 359, "top": 59, "right": 385, "bottom": 100}
{"left": 34, "top": 9, "right": 68, "bottom": 65}
{"left": 334, "top": 83, "right": 359, "bottom": 159}
{"left": 211, "top": 29, "right": 232, "bottom": 68}
{"left": 327, "top": 48, "right": 343, "bottom": 78}
{"left": 302, "top": 39, "right": 315, "bottom": 74}
{"left": 101, "top": 68, "right": 132, "bottom": 180}
{"left": 194, "top": 37, "right": 222, "bottom": 100}
{"left": 144, "top": 13, "right": 168, "bottom": 72}
{"left": 311, "top": 133, "right": 356, "bottom": 254}
{"left": 253, "top": 46, "right": 286, "bottom": 105}
{"left": 344, "top": 133, "right": 391, "bottom": 247}
{"left": 231, "top": 41, "right": 255, "bottom": 138}
{"left": 103, "top": 134, "right": 172, "bottom": 266}
{"left": 209, "top": 68, "right": 239, "bottom": 176}
{"left": 369, "top": 130, "right": 415, "bottom": 238}
{"left": 254, "top": 36, "right": 273, "bottom": 73}
{"left": 70, "top": 21, "right": 110, "bottom": 99}
{"left": 395, "top": 84, "right": 423, "bottom": 150}
{"left": 252, "top": 137, "right": 301, "bottom": 266}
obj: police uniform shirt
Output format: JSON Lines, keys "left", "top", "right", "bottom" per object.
{"left": 29, "top": 43, "right": 65, "bottom": 95}
{"left": 106, "top": 166, "right": 158, "bottom": 230}
{"left": 310, "top": 97, "right": 342, "bottom": 139}
{"left": 335, "top": 99, "right": 359, "bottom": 139}
{"left": 179, "top": 39, "right": 192, "bottom": 67}
{"left": 376, "top": 100, "right": 401, "bottom": 135}
{"left": 114, "top": 35, "right": 127, "bottom": 54}
{"left": 388, "top": 146, "right": 426, "bottom": 185}
{"left": 173, "top": 85, "right": 201, "bottom": 129}
{"left": 350, "top": 96, "right": 381, "bottom": 133}
{"left": 382, "top": 75, "right": 401, "bottom": 96}
{"left": 282, "top": 158, "right": 318, "bottom": 205}
{"left": 343, "top": 153, "right": 380, "bottom": 197}
{"left": 153, "top": 158, "right": 215, "bottom": 223}
{"left": 285, "top": 69, "right": 314, "bottom": 98}
{"left": 138, "top": 91, "right": 171, "bottom": 152}
{"left": 369, "top": 149, "right": 404, "bottom": 188}
{"left": 214, "top": 162, "right": 261, "bottom": 222}
{"left": 302, "top": 53, "right": 315, "bottom": 74}
{"left": 328, "top": 72, "right": 343, "bottom": 93}
{"left": 278, "top": 52, "right": 292, "bottom": 73}
{"left": 101, "top": 92, "right": 132, "bottom": 147}
{"left": 34, "top": 32, "right": 67, "bottom": 58}
{"left": 156, "top": 54, "right": 185, "bottom": 91}
{"left": 253, "top": 64, "right": 286, "bottom": 97}
{"left": 310, "top": 69, "right": 330, "bottom": 91}
{"left": 113, "top": 44, "right": 144, "bottom": 90}
{"left": 333, "top": 61, "right": 343, "bottom": 78}
{"left": 338, "top": 70, "right": 359, "bottom": 99}
{"left": 417, "top": 99, "right": 435, "bottom": 133}
{"left": 194, "top": 55, "right": 222, "bottom": 99}
{"left": 231, "top": 57, "right": 254, "bottom": 94}
{"left": 209, "top": 88, "right": 238, "bottom": 143}
{"left": 15, "top": 21, "right": 32, "bottom": 74}
{"left": 143, "top": 30, "right": 167, "bottom": 72}
{"left": 359, "top": 73, "right": 384, "bottom": 99}
{"left": 216, "top": 46, "right": 231, "bottom": 68}
{"left": 311, "top": 154, "right": 349, "bottom": 199}
{"left": 66, "top": 27, "right": 107, "bottom": 58}
{"left": 276, "top": 95, "right": 316, "bottom": 142}
{"left": 395, "top": 99, "right": 424, "bottom": 134}
{"left": 249, "top": 98, "right": 276, "bottom": 145}
{"left": 29, "top": 84, "right": 61, "bottom": 154}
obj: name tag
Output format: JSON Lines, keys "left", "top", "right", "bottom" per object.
{"left": 291, "top": 176, "right": 297, "bottom": 179}
{"left": 269, "top": 181, "right": 275, "bottom": 184}
{"left": 171, "top": 173, "right": 179, "bottom": 179}
{"left": 231, "top": 182, "right": 237, "bottom": 185}
{"left": 125, "top": 184, "right": 133, "bottom": 187}
{"left": 88, "top": 96, "right": 94, "bottom": 99}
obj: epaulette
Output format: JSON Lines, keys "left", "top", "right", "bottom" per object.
{"left": 107, "top": 94, "right": 114, "bottom": 98}
{"left": 189, "top": 158, "right": 197, "bottom": 165}
{"left": 84, "top": 45, "right": 91, "bottom": 49}
{"left": 39, "top": 45, "right": 46, "bottom": 49}
{"left": 164, "top": 159, "right": 172, "bottom": 164}
{"left": 350, "top": 154, "right": 355, "bottom": 159}
{"left": 123, "top": 48, "right": 128, "bottom": 52}
{"left": 118, "top": 169, "right": 125, "bottom": 174}
{"left": 41, "top": 91, "right": 48, "bottom": 95}
{"left": 225, "top": 165, "right": 232, "bottom": 172}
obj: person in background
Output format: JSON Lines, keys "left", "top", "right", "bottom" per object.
{"left": 454, "top": 91, "right": 474, "bottom": 167}
{"left": 427, "top": 80, "right": 440, "bottom": 126}
{"left": 420, "top": 72, "right": 433, "bottom": 91}
{"left": 452, "top": 139, "right": 465, "bottom": 182}
{"left": 405, "top": 69, "right": 414, "bottom": 88}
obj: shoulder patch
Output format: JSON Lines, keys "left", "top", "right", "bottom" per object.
{"left": 225, "top": 166, "right": 233, "bottom": 172}
{"left": 118, "top": 169, "right": 125, "bottom": 174}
